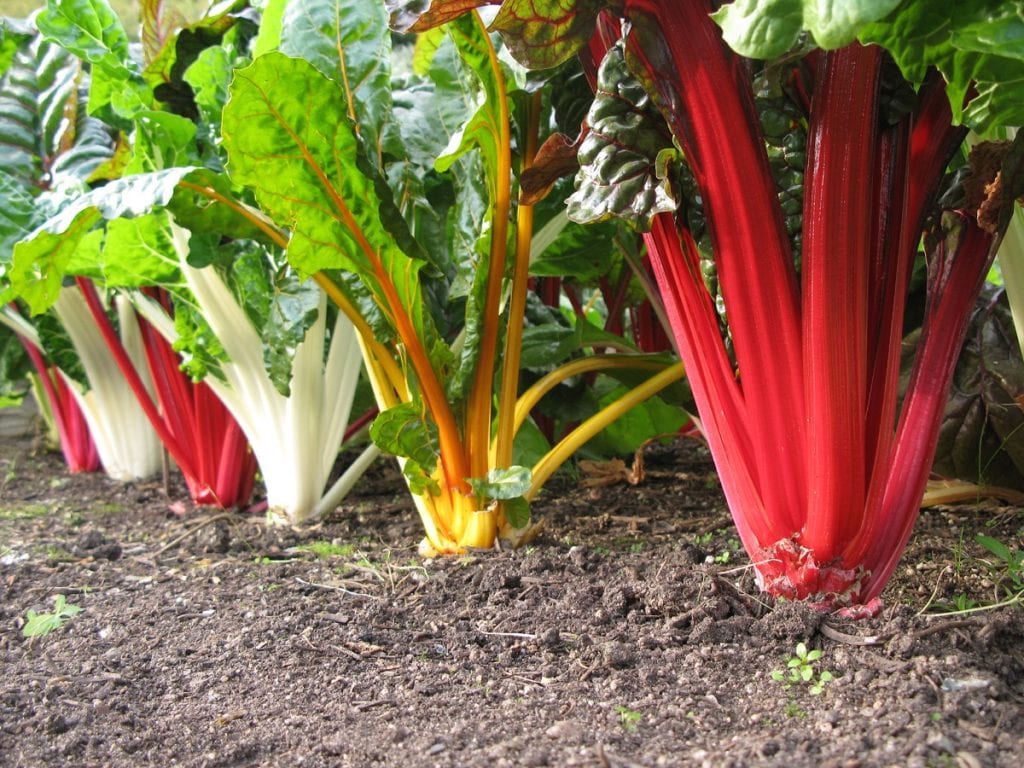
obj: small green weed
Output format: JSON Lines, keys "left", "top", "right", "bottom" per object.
{"left": 294, "top": 540, "right": 356, "bottom": 559}
{"left": 782, "top": 700, "right": 807, "bottom": 718}
{"left": 977, "top": 534, "right": 1024, "bottom": 597}
{"left": 0, "top": 503, "right": 49, "bottom": 521}
{"left": 22, "top": 594, "right": 82, "bottom": 638}
{"left": 614, "top": 705, "right": 642, "bottom": 732}
{"left": 771, "top": 641, "right": 834, "bottom": 695}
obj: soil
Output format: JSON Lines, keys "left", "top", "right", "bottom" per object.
{"left": 1, "top": 435, "right": 1022, "bottom": 768}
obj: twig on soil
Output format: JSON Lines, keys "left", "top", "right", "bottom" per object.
{"left": 820, "top": 622, "right": 889, "bottom": 646}
{"left": 294, "top": 576, "right": 378, "bottom": 599}
{"left": 908, "top": 618, "right": 982, "bottom": 641}
{"left": 154, "top": 512, "right": 236, "bottom": 556}
{"left": 478, "top": 630, "right": 538, "bottom": 640}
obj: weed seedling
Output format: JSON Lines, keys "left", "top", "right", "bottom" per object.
{"left": 22, "top": 594, "right": 82, "bottom": 638}
{"left": 615, "top": 705, "right": 642, "bottom": 732}
{"left": 771, "top": 641, "right": 834, "bottom": 695}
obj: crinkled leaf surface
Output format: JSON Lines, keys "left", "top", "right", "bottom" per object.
{"left": 264, "top": 274, "right": 322, "bottom": 397}
{"left": 7, "top": 168, "right": 196, "bottom": 312}
{"left": 566, "top": 44, "right": 677, "bottom": 230}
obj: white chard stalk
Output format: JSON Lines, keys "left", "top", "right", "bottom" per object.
{"left": 134, "top": 223, "right": 370, "bottom": 524}
{"left": 52, "top": 288, "right": 163, "bottom": 480}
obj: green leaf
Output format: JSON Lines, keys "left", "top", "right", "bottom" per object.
{"left": 264, "top": 274, "right": 322, "bottom": 396}
{"left": 566, "top": 44, "right": 678, "bottom": 230}
{"left": 36, "top": 0, "right": 135, "bottom": 76}
{"left": 859, "top": 1, "right": 1024, "bottom": 129}
{"left": 370, "top": 401, "right": 440, "bottom": 473}
{"left": 490, "top": 0, "right": 604, "bottom": 70}
{"left": 502, "top": 496, "right": 531, "bottom": 529}
{"left": 529, "top": 218, "right": 618, "bottom": 280}
{"left": 7, "top": 168, "right": 196, "bottom": 313}
{"left": 37, "top": 0, "right": 148, "bottom": 122}
{"left": 467, "top": 465, "right": 532, "bottom": 500}
{"left": 21, "top": 593, "right": 81, "bottom": 638}
{"left": 96, "top": 213, "right": 180, "bottom": 287}
{"left": 277, "top": 0, "right": 403, "bottom": 166}
{"left": 519, "top": 323, "right": 581, "bottom": 369}
{"left": 221, "top": 53, "right": 432, "bottom": 341}
{"left": 713, "top": 0, "right": 902, "bottom": 58}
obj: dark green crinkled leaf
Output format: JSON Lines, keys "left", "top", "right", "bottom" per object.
{"left": 501, "top": 496, "right": 531, "bottom": 529}
{"left": 519, "top": 323, "right": 582, "bottom": 369}
{"left": 566, "top": 43, "right": 678, "bottom": 230}
{"left": 264, "top": 275, "right": 321, "bottom": 397}
{"left": 370, "top": 401, "right": 441, "bottom": 474}
{"left": 529, "top": 217, "right": 618, "bottom": 280}
{"left": 36, "top": 305, "right": 89, "bottom": 386}
{"left": 489, "top": 0, "right": 604, "bottom": 70}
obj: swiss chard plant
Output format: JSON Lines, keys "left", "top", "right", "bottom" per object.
{"left": 4, "top": 0, "right": 375, "bottom": 521}
{"left": 458, "top": 0, "right": 1024, "bottom": 610}
{"left": 213, "top": 0, "right": 686, "bottom": 554}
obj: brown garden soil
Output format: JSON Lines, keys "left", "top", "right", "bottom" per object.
{"left": 1, "top": 434, "right": 1022, "bottom": 768}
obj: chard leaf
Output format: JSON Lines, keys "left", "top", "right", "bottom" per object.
{"left": 0, "top": 174, "right": 37, "bottom": 258}
{"left": 583, "top": 380, "right": 688, "bottom": 457}
{"left": 501, "top": 496, "right": 531, "bottom": 529}
{"left": 36, "top": 0, "right": 135, "bottom": 77}
{"left": 386, "top": 0, "right": 498, "bottom": 33}
{"left": 566, "top": 43, "right": 678, "bottom": 230}
{"left": 370, "top": 401, "right": 441, "bottom": 474}
{"left": 221, "top": 53, "right": 435, "bottom": 345}
{"left": 95, "top": 212, "right": 180, "bottom": 287}
{"left": 713, "top": 0, "right": 902, "bottom": 58}
{"left": 489, "top": 0, "right": 604, "bottom": 70}
{"left": 467, "top": 465, "right": 532, "bottom": 500}
{"left": 519, "top": 323, "right": 582, "bottom": 369}
{"left": 859, "top": 1, "right": 1024, "bottom": 129}
{"left": 529, "top": 217, "right": 618, "bottom": 280}
{"left": 277, "top": 0, "right": 403, "bottom": 167}
{"left": 264, "top": 274, "right": 321, "bottom": 397}
{"left": 36, "top": 296, "right": 90, "bottom": 386}
{"left": 7, "top": 168, "right": 196, "bottom": 313}
{"left": 0, "top": 28, "right": 113, "bottom": 195}
{"left": 36, "top": 0, "right": 149, "bottom": 121}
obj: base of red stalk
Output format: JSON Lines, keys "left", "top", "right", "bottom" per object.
{"left": 757, "top": 538, "right": 871, "bottom": 611}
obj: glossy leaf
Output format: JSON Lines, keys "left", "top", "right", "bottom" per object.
{"left": 264, "top": 274, "right": 322, "bottom": 396}
{"left": 370, "top": 401, "right": 440, "bottom": 474}
{"left": 566, "top": 44, "right": 678, "bottom": 230}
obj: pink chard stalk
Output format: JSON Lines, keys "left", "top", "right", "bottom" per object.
{"left": 462, "top": 0, "right": 1024, "bottom": 610}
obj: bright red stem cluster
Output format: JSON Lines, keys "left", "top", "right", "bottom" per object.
{"left": 75, "top": 279, "right": 256, "bottom": 507}
{"left": 15, "top": 331, "right": 100, "bottom": 473}
{"left": 620, "top": 0, "right": 994, "bottom": 607}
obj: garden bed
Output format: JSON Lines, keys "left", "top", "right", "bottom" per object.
{"left": 1, "top": 436, "right": 1022, "bottom": 767}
